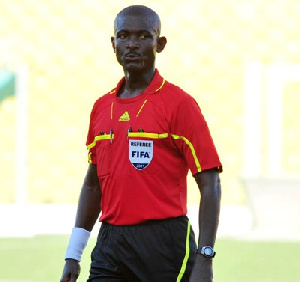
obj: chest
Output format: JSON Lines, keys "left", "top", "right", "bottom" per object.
{"left": 92, "top": 99, "right": 169, "bottom": 139}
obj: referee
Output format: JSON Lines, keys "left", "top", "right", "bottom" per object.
{"left": 60, "top": 5, "right": 222, "bottom": 282}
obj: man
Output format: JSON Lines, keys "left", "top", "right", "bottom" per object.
{"left": 60, "top": 5, "right": 222, "bottom": 282}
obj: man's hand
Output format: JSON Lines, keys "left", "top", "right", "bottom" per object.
{"left": 60, "top": 259, "right": 81, "bottom": 282}
{"left": 189, "top": 255, "right": 213, "bottom": 282}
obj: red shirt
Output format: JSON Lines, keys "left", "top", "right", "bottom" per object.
{"left": 86, "top": 70, "right": 222, "bottom": 225}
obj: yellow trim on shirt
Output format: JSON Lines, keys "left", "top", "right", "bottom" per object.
{"left": 136, "top": 99, "right": 148, "bottom": 118}
{"left": 111, "top": 102, "right": 114, "bottom": 120}
{"left": 155, "top": 78, "right": 165, "bottom": 92}
{"left": 87, "top": 131, "right": 201, "bottom": 172}
{"left": 128, "top": 132, "right": 169, "bottom": 139}
{"left": 171, "top": 134, "right": 202, "bottom": 173}
{"left": 87, "top": 134, "right": 115, "bottom": 150}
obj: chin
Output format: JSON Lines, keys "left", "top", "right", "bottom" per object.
{"left": 124, "top": 63, "right": 144, "bottom": 72}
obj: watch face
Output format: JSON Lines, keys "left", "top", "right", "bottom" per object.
{"left": 200, "top": 246, "right": 215, "bottom": 258}
{"left": 204, "top": 247, "right": 213, "bottom": 256}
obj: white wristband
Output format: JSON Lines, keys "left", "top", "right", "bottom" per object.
{"left": 65, "top": 227, "right": 91, "bottom": 261}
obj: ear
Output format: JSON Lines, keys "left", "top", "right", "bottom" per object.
{"left": 111, "top": 36, "right": 116, "bottom": 53}
{"left": 156, "top": 36, "right": 167, "bottom": 53}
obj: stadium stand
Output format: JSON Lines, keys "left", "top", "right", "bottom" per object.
{"left": 0, "top": 0, "right": 299, "bottom": 239}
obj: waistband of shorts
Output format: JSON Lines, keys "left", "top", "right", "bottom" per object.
{"left": 102, "top": 216, "right": 188, "bottom": 227}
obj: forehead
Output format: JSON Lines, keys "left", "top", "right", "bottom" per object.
{"left": 115, "top": 14, "right": 156, "bottom": 33}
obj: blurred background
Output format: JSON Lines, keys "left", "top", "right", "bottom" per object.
{"left": 0, "top": 0, "right": 300, "bottom": 281}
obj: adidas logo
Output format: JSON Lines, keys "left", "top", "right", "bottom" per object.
{"left": 119, "top": 111, "right": 130, "bottom": 121}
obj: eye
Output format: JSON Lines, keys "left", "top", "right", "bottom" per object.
{"left": 140, "top": 33, "right": 152, "bottom": 40}
{"left": 117, "top": 33, "right": 127, "bottom": 39}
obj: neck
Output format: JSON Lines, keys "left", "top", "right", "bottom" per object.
{"left": 119, "top": 68, "right": 155, "bottom": 98}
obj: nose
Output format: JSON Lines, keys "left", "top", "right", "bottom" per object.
{"left": 126, "top": 36, "right": 140, "bottom": 49}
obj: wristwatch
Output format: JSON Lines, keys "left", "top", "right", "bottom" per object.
{"left": 198, "top": 246, "right": 216, "bottom": 258}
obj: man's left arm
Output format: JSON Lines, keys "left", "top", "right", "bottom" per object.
{"left": 190, "top": 168, "right": 221, "bottom": 282}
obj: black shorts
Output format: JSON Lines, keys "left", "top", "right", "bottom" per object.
{"left": 87, "top": 216, "right": 197, "bottom": 282}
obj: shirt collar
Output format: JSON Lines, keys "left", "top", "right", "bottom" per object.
{"left": 113, "top": 69, "right": 165, "bottom": 99}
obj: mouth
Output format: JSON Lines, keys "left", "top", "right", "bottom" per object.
{"left": 125, "top": 53, "right": 141, "bottom": 59}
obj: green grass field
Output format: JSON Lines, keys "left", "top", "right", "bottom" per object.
{"left": 0, "top": 236, "right": 299, "bottom": 282}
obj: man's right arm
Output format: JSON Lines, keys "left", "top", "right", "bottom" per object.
{"left": 60, "top": 164, "right": 101, "bottom": 282}
{"left": 74, "top": 164, "right": 101, "bottom": 231}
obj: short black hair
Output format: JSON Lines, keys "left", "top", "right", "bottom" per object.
{"left": 114, "top": 5, "right": 161, "bottom": 36}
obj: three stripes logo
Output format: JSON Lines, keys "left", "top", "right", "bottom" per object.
{"left": 119, "top": 111, "right": 130, "bottom": 121}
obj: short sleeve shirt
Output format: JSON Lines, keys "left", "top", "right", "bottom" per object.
{"left": 86, "top": 70, "right": 222, "bottom": 225}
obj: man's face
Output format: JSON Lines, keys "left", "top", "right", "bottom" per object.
{"left": 112, "top": 14, "right": 159, "bottom": 72}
